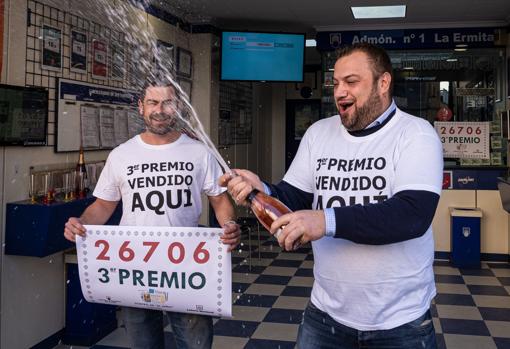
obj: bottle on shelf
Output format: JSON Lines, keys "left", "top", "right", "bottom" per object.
{"left": 76, "top": 146, "right": 88, "bottom": 198}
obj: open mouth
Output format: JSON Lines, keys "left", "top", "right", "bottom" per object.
{"left": 338, "top": 101, "right": 354, "bottom": 114}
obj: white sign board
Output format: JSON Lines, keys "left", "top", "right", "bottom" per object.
{"left": 76, "top": 225, "right": 232, "bottom": 317}
{"left": 434, "top": 122, "right": 490, "bottom": 159}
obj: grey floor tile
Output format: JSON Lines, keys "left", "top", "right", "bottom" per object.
{"left": 212, "top": 335, "right": 248, "bottom": 349}
{"left": 485, "top": 320, "right": 510, "bottom": 338}
{"left": 232, "top": 272, "right": 259, "bottom": 283}
{"left": 232, "top": 305, "right": 270, "bottom": 322}
{"left": 436, "top": 304, "right": 483, "bottom": 320}
{"left": 272, "top": 296, "right": 309, "bottom": 310}
{"left": 473, "top": 295, "right": 510, "bottom": 308}
{"left": 492, "top": 269, "right": 510, "bottom": 277}
{"left": 277, "top": 252, "right": 308, "bottom": 261}
{"left": 300, "top": 260, "right": 314, "bottom": 269}
{"left": 436, "top": 283, "right": 471, "bottom": 295}
{"left": 245, "top": 283, "right": 286, "bottom": 296}
{"left": 288, "top": 276, "right": 314, "bottom": 287}
{"left": 434, "top": 266, "right": 462, "bottom": 275}
{"left": 251, "top": 322, "right": 299, "bottom": 342}
{"left": 262, "top": 266, "right": 297, "bottom": 276}
{"left": 443, "top": 334, "right": 497, "bottom": 349}
{"left": 463, "top": 276, "right": 502, "bottom": 286}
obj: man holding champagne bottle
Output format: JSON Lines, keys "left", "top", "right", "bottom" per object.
{"left": 64, "top": 76, "right": 241, "bottom": 349}
{"left": 219, "top": 43, "right": 442, "bottom": 349}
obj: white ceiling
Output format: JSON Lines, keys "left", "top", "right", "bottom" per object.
{"left": 153, "top": 0, "right": 510, "bottom": 34}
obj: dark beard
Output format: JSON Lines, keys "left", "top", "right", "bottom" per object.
{"left": 144, "top": 112, "right": 181, "bottom": 135}
{"left": 345, "top": 85, "right": 384, "bottom": 131}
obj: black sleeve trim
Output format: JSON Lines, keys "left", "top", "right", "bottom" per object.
{"left": 333, "top": 190, "right": 440, "bottom": 245}
{"left": 265, "top": 180, "right": 314, "bottom": 211}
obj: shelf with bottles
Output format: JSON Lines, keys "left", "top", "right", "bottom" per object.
{"left": 28, "top": 160, "right": 105, "bottom": 205}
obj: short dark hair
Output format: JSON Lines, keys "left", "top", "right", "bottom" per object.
{"left": 335, "top": 43, "right": 393, "bottom": 95}
{"left": 139, "top": 75, "right": 180, "bottom": 102}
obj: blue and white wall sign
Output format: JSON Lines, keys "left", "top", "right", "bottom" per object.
{"left": 316, "top": 27, "right": 503, "bottom": 50}
{"left": 60, "top": 81, "right": 138, "bottom": 105}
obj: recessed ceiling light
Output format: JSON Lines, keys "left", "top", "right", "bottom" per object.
{"left": 403, "top": 66, "right": 414, "bottom": 70}
{"left": 455, "top": 44, "right": 468, "bottom": 48}
{"left": 306, "top": 39, "right": 316, "bottom": 47}
{"left": 454, "top": 48, "right": 467, "bottom": 52}
{"left": 446, "top": 58, "right": 458, "bottom": 62}
{"left": 351, "top": 5, "right": 406, "bottom": 19}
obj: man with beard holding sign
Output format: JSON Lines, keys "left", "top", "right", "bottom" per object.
{"left": 220, "top": 43, "right": 442, "bottom": 349}
{"left": 65, "top": 77, "right": 241, "bottom": 349}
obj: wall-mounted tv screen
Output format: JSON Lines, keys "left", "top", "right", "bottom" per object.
{"left": 221, "top": 31, "right": 305, "bottom": 82}
{"left": 0, "top": 84, "right": 48, "bottom": 146}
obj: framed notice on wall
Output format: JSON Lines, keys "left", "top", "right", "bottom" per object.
{"left": 41, "top": 23, "right": 62, "bottom": 72}
{"left": 111, "top": 41, "right": 126, "bottom": 81}
{"left": 177, "top": 47, "right": 192, "bottom": 78}
{"left": 434, "top": 121, "right": 490, "bottom": 159}
{"left": 177, "top": 77, "right": 192, "bottom": 102}
{"left": 92, "top": 38, "right": 108, "bottom": 80}
{"left": 71, "top": 29, "right": 87, "bottom": 73}
{"left": 508, "top": 57, "right": 510, "bottom": 99}
{"left": 155, "top": 40, "right": 174, "bottom": 74}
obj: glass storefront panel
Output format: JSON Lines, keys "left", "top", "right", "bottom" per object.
{"left": 321, "top": 48, "right": 507, "bottom": 166}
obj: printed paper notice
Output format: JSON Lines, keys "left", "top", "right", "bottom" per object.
{"left": 76, "top": 225, "right": 232, "bottom": 318}
{"left": 434, "top": 121, "right": 490, "bottom": 159}
{"left": 99, "top": 107, "right": 115, "bottom": 148}
{"left": 80, "top": 105, "right": 100, "bottom": 148}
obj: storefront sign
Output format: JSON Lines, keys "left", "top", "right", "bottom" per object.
{"left": 434, "top": 121, "right": 490, "bottom": 159}
{"left": 317, "top": 27, "right": 502, "bottom": 50}
{"left": 59, "top": 80, "right": 137, "bottom": 105}
{"left": 76, "top": 225, "right": 232, "bottom": 317}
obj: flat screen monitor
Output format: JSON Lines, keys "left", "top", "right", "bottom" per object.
{"left": 0, "top": 84, "right": 48, "bottom": 146}
{"left": 221, "top": 31, "right": 305, "bottom": 82}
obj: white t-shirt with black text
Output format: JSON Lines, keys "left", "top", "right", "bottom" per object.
{"left": 94, "top": 134, "right": 225, "bottom": 227}
{"left": 284, "top": 108, "right": 443, "bottom": 331}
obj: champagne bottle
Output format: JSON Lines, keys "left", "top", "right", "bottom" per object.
{"left": 76, "top": 146, "right": 87, "bottom": 197}
{"left": 247, "top": 189, "right": 292, "bottom": 237}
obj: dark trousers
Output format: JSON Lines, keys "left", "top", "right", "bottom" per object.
{"left": 297, "top": 302, "right": 437, "bottom": 349}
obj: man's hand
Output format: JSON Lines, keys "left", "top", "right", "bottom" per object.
{"left": 64, "top": 217, "right": 86, "bottom": 242}
{"left": 218, "top": 169, "right": 264, "bottom": 206}
{"left": 220, "top": 221, "right": 241, "bottom": 252}
{"left": 271, "top": 210, "right": 326, "bottom": 251}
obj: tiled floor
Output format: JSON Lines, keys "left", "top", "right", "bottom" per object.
{"left": 54, "top": 228, "right": 510, "bottom": 349}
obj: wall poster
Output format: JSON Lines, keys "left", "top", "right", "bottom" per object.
{"left": 70, "top": 29, "right": 87, "bottom": 73}
{"left": 92, "top": 38, "right": 108, "bottom": 79}
{"left": 434, "top": 121, "right": 490, "bottom": 159}
{"left": 155, "top": 40, "right": 174, "bottom": 75}
{"left": 111, "top": 41, "right": 126, "bottom": 81}
{"left": 177, "top": 47, "right": 192, "bottom": 78}
{"left": 41, "top": 23, "right": 62, "bottom": 72}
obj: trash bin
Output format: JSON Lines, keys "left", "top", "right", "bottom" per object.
{"left": 449, "top": 207, "right": 482, "bottom": 268}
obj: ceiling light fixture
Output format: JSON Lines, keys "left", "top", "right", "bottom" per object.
{"left": 351, "top": 5, "right": 406, "bottom": 19}
{"left": 306, "top": 39, "right": 317, "bottom": 47}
